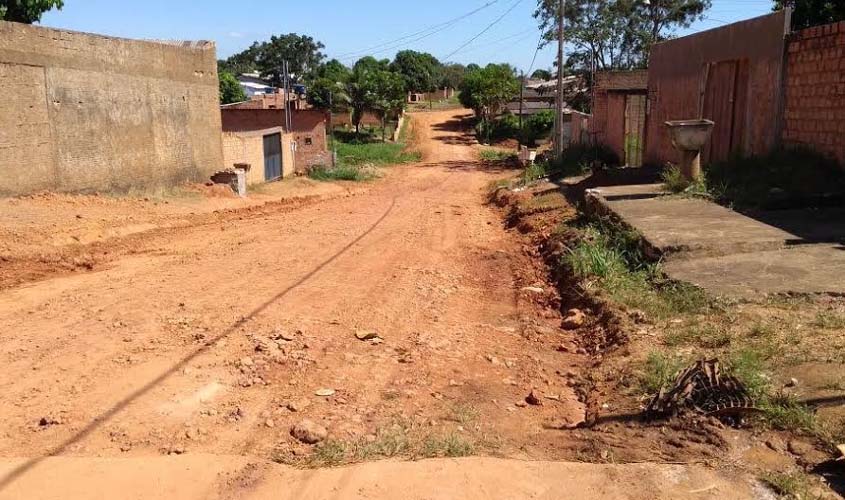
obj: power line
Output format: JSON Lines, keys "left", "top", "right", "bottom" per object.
{"left": 335, "top": 0, "right": 501, "bottom": 62}
{"left": 441, "top": 0, "right": 526, "bottom": 61}
{"left": 525, "top": 34, "right": 545, "bottom": 76}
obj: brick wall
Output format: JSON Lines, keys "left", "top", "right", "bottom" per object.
{"left": 221, "top": 108, "right": 328, "bottom": 170}
{"left": 222, "top": 129, "right": 296, "bottom": 183}
{"left": 783, "top": 20, "right": 845, "bottom": 165}
{"left": 292, "top": 110, "right": 329, "bottom": 168}
{"left": 0, "top": 21, "right": 223, "bottom": 195}
{"left": 645, "top": 11, "right": 790, "bottom": 166}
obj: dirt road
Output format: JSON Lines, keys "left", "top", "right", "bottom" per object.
{"left": 0, "top": 111, "right": 762, "bottom": 499}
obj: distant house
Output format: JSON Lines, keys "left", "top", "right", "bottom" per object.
{"left": 220, "top": 108, "right": 330, "bottom": 182}
{"left": 228, "top": 73, "right": 307, "bottom": 110}
{"left": 504, "top": 76, "right": 584, "bottom": 117}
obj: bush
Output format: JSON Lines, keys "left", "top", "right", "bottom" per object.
{"left": 547, "top": 143, "right": 621, "bottom": 177}
{"left": 661, "top": 165, "right": 689, "bottom": 193}
{"left": 705, "top": 146, "right": 845, "bottom": 208}
{"left": 521, "top": 110, "right": 554, "bottom": 145}
{"left": 336, "top": 142, "right": 420, "bottom": 166}
{"left": 308, "top": 165, "right": 374, "bottom": 181}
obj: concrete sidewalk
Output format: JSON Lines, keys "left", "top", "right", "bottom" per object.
{"left": 586, "top": 184, "right": 845, "bottom": 299}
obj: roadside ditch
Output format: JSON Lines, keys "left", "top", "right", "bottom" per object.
{"left": 490, "top": 175, "right": 845, "bottom": 498}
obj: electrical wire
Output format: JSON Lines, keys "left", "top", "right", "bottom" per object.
{"left": 441, "top": 0, "right": 526, "bottom": 61}
{"left": 335, "top": 1, "right": 501, "bottom": 61}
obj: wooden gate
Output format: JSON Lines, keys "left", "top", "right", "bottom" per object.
{"left": 624, "top": 93, "right": 647, "bottom": 167}
{"left": 701, "top": 59, "right": 749, "bottom": 164}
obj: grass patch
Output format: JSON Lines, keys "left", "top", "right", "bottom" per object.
{"left": 422, "top": 432, "right": 475, "bottom": 458}
{"left": 479, "top": 148, "right": 516, "bottom": 162}
{"left": 308, "top": 164, "right": 375, "bottom": 182}
{"left": 662, "top": 165, "right": 690, "bottom": 194}
{"left": 638, "top": 352, "right": 685, "bottom": 394}
{"left": 813, "top": 311, "right": 845, "bottom": 329}
{"left": 561, "top": 218, "right": 710, "bottom": 320}
{"left": 761, "top": 472, "right": 818, "bottom": 499}
{"left": 336, "top": 141, "right": 421, "bottom": 167}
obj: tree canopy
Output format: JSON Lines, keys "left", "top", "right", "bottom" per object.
{"left": 534, "top": 0, "right": 711, "bottom": 71}
{"left": 218, "top": 71, "right": 246, "bottom": 105}
{"left": 0, "top": 0, "right": 62, "bottom": 23}
{"left": 458, "top": 63, "right": 520, "bottom": 121}
{"left": 774, "top": 0, "right": 845, "bottom": 29}
{"left": 530, "top": 69, "right": 553, "bottom": 80}
{"left": 219, "top": 34, "right": 326, "bottom": 86}
{"left": 439, "top": 63, "right": 468, "bottom": 90}
{"left": 390, "top": 50, "right": 441, "bottom": 94}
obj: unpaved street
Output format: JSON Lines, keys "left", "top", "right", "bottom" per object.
{"left": 0, "top": 111, "right": 760, "bottom": 499}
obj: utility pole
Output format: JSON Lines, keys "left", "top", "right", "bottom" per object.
{"left": 553, "top": 0, "right": 566, "bottom": 158}
{"left": 282, "top": 61, "right": 292, "bottom": 131}
{"left": 328, "top": 91, "right": 336, "bottom": 168}
{"left": 518, "top": 70, "right": 525, "bottom": 145}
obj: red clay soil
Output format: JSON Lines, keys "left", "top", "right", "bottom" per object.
{"left": 0, "top": 110, "right": 766, "bottom": 499}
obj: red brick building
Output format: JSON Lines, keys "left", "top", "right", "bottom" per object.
{"left": 221, "top": 108, "right": 330, "bottom": 172}
{"left": 783, "top": 20, "right": 845, "bottom": 166}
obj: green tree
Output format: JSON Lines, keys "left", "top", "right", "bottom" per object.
{"left": 458, "top": 63, "right": 520, "bottom": 121}
{"left": 307, "top": 59, "right": 352, "bottom": 112}
{"left": 256, "top": 34, "right": 325, "bottom": 86}
{"left": 390, "top": 50, "right": 441, "bottom": 93}
{"left": 0, "top": 0, "right": 62, "bottom": 23}
{"left": 218, "top": 71, "right": 246, "bottom": 105}
{"left": 439, "top": 63, "right": 468, "bottom": 89}
{"left": 218, "top": 42, "right": 261, "bottom": 75}
{"left": 774, "top": 0, "right": 845, "bottom": 29}
{"left": 534, "top": 0, "right": 711, "bottom": 70}
{"left": 367, "top": 69, "right": 407, "bottom": 141}
{"left": 348, "top": 57, "right": 390, "bottom": 133}
{"left": 530, "top": 69, "right": 553, "bottom": 80}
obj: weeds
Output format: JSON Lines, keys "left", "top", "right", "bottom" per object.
{"left": 479, "top": 149, "right": 516, "bottom": 162}
{"left": 336, "top": 142, "right": 420, "bottom": 167}
{"left": 662, "top": 165, "right": 690, "bottom": 194}
{"left": 813, "top": 311, "right": 845, "bottom": 329}
{"left": 706, "top": 146, "right": 845, "bottom": 209}
{"left": 308, "top": 165, "right": 375, "bottom": 182}
{"left": 761, "top": 472, "right": 819, "bottom": 499}
{"left": 422, "top": 433, "right": 474, "bottom": 458}
{"left": 639, "top": 352, "right": 684, "bottom": 394}
{"left": 520, "top": 162, "right": 547, "bottom": 185}
{"left": 561, "top": 219, "right": 709, "bottom": 320}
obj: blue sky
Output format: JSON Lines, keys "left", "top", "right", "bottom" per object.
{"left": 40, "top": 0, "right": 775, "bottom": 73}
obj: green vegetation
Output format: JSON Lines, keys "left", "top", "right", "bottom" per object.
{"left": 813, "top": 311, "right": 845, "bottom": 329}
{"left": 705, "top": 147, "right": 845, "bottom": 209}
{"left": 279, "top": 420, "right": 477, "bottom": 468}
{"left": 336, "top": 141, "right": 420, "bottom": 167}
{"left": 459, "top": 63, "right": 520, "bottom": 121}
{"left": 639, "top": 352, "right": 684, "bottom": 394}
{"left": 561, "top": 217, "right": 709, "bottom": 319}
{"left": 548, "top": 143, "right": 621, "bottom": 177}
{"left": 218, "top": 71, "right": 246, "bottom": 105}
{"left": 775, "top": 0, "right": 845, "bottom": 30}
{"left": 0, "top": 0, "right": 63, "bottom": 23}
{"left": 219, "top": 33, "right": 325, "bottom": 85}
{"left": 308, "top": 164, "right": 375, "bottom": 182}
{"left": 761, "top": 471, "right": 818, "bottom": 499}
{"left": 479, "top": 149, "right": 516, "bottom": 162}
{"left": 422, "top": 433, "right": 475, "bottom": 458}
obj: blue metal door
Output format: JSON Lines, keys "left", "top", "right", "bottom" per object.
{"left": 263, "top": 133, "right": 282, "bottom": 180}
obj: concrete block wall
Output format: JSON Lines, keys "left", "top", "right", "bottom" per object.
{"left": 0, "top": 21, "right": 223, "bottom": 195}
{"left": 783, "top": 20, "right": 845, "bottom": 165}
{"left": 222, "top": 132, "right": 265, "bottom": 185}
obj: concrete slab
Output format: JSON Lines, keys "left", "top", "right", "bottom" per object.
{"left": 588, "top": 184, "right": 796, "bottom": 259}
{"left": 586, "top": 183, "right": 845, "bottom": 298}
{"left": 665, "top": 244, "right": 845, "bottom": 299}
